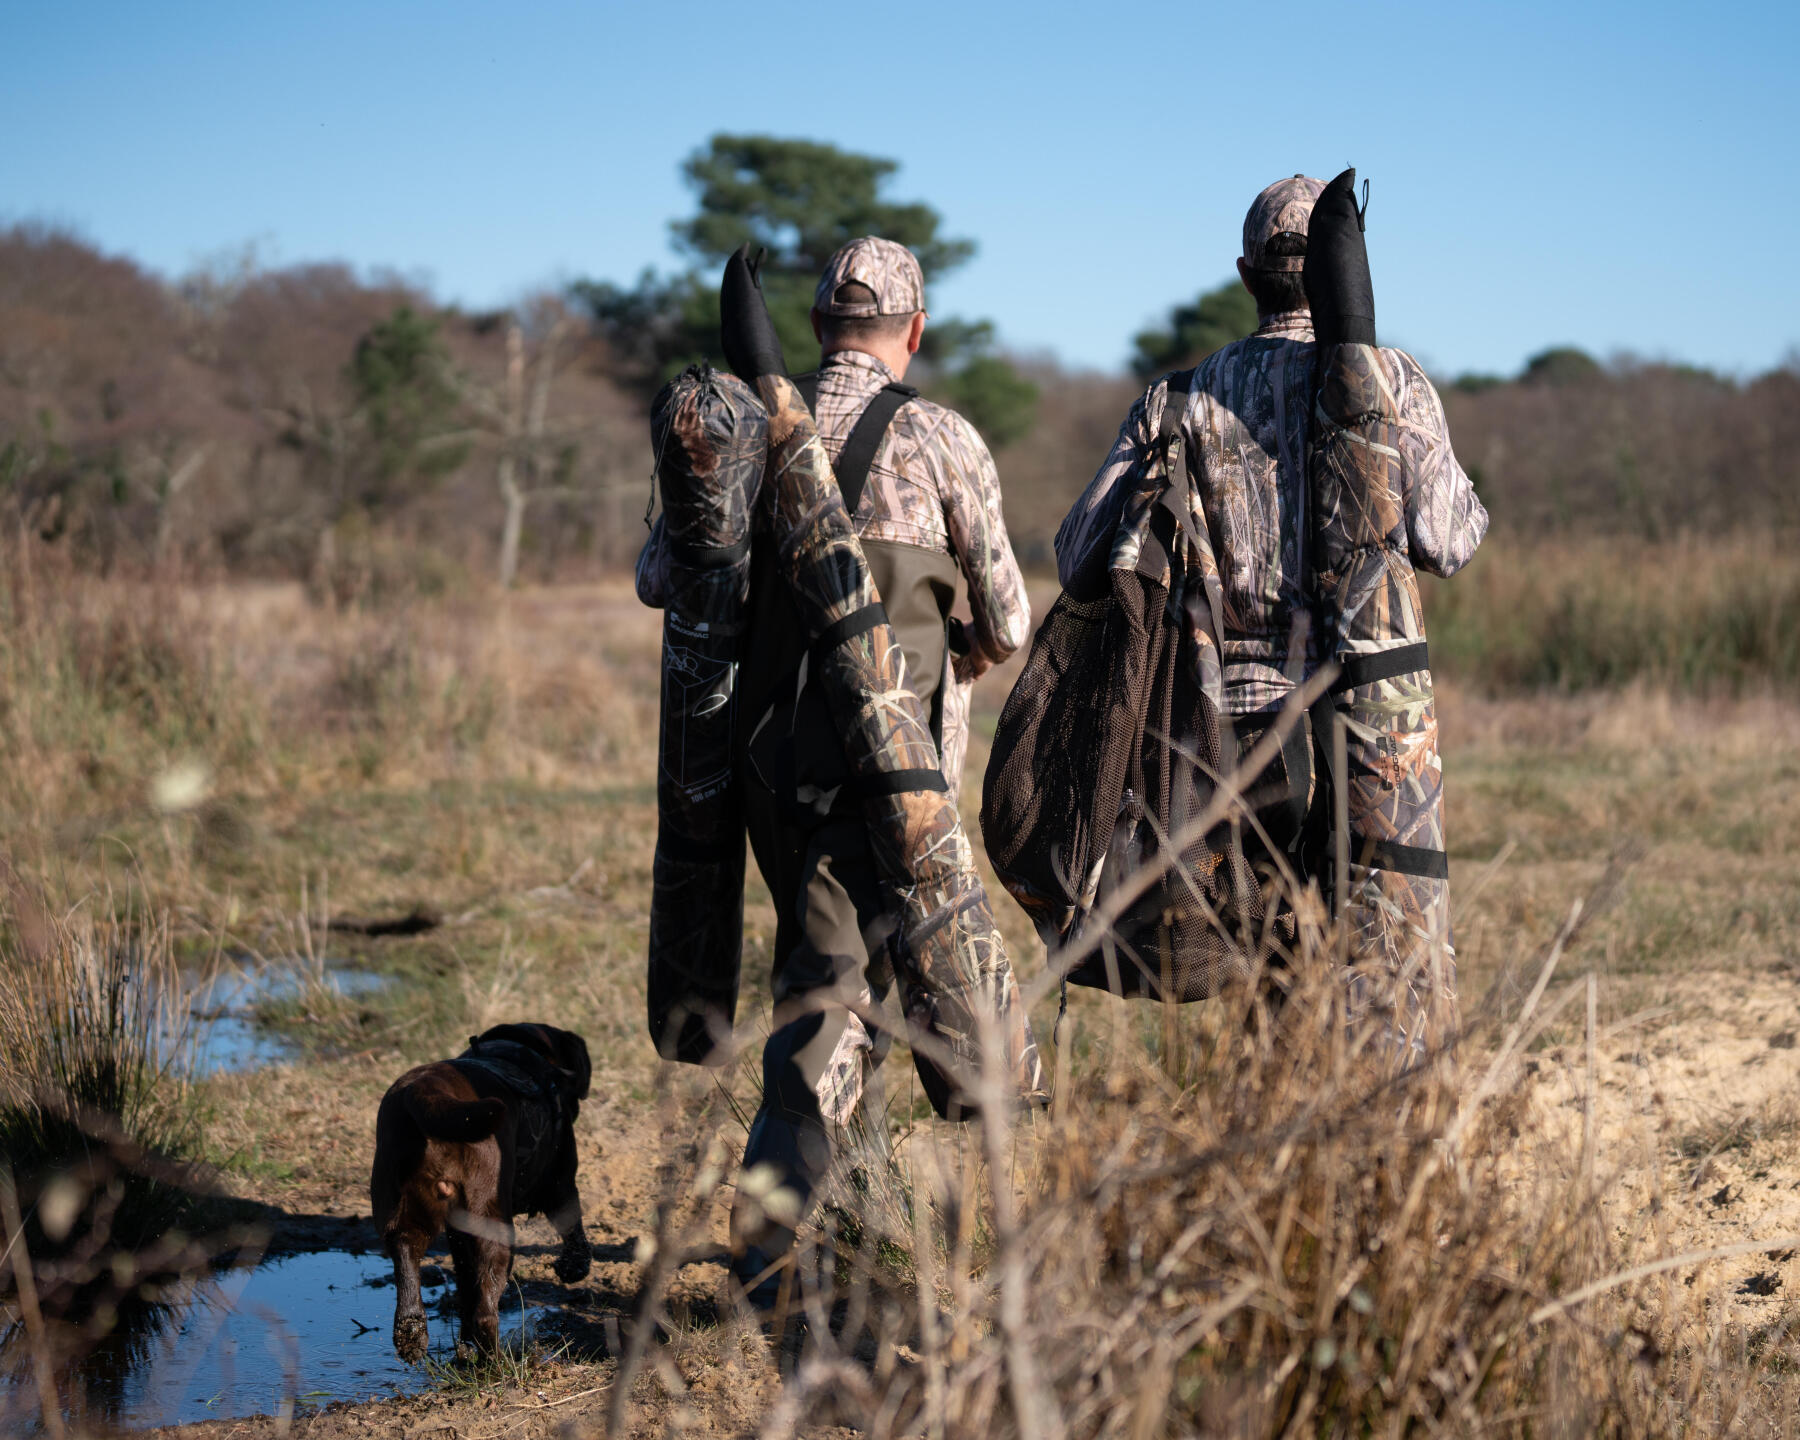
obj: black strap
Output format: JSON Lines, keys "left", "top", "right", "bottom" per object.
{"left": 812, "top": 601, "right": 889, "bottom": 657}
{"left": 854, "top": 768, "right": 949, "bottom": 798}
{"left": 1331, "top": 642, "right": 1430, "bottom": 693}
{"left": 792, "top": 371, "right": 819, "bottom": 415}
{"left": 836, "top": 382, "right": 918, "bottom": 515}
{"left": 1355, "top": 835, "right": 1450, "bottom": 880}
{"left": 666, "top": 533, "right": 752, "bottom": 569}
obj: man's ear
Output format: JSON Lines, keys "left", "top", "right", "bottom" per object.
{"left": 1236, "top": 257, "right": 1255, "bottom": 297}
{"left": 810, "top": 307, "right": 824, "bottom": 345}
{"left": 907, "top": 311, "right": 925, "bottom": 355}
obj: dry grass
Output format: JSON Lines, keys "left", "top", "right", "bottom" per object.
{"left": 3, "top": 533, "right": 1800, "bottom": 1436}
{"left": 1424, "top": 535, "right": 1800, "bottom": 695}
{"left": 600, "top": 896, "right": 1800, "bottom": 1439}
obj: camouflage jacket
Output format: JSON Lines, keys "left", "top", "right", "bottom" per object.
{"left": 640, "top": 350, "right": 1029, "bottom": 791}
{"left": 1055, "top": 311, "right": 1488, "bottom": 716}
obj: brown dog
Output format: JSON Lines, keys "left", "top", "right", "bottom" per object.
{"left": 370, "top": 1022, "right": 593, "bottom": 1361}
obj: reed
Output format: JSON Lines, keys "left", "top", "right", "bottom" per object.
{"left": 0, "top": 887, "right": 208, "bottom": 1317}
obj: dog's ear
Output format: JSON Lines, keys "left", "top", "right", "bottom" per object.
{"left": 555, "top": 1029, "right": 592, "bottom": 1100}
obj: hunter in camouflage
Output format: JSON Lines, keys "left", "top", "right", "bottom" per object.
{"left": 710, "top": 241, "right": 1044, "bottom": 1302}
{"left": 744, "top": 340, "right": 1044, "bottom": 1118}
{"left": 1053, "top": 172, "right": 1487, "bottom": 1045}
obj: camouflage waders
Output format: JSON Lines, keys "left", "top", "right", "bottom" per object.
{"left": 749, "top": 370, "right": 1046, "bottom": 1118}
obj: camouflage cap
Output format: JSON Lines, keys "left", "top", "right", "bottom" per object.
{"left": 1243, "top": 175, "right": 1326, "bottom": 272}
{"left": 815, "top": 237, "right": 926, "bottom": 317}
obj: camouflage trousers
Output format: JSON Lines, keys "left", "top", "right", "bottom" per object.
{"left": 731, "top": 809, "right": 894, "bottom": 1257}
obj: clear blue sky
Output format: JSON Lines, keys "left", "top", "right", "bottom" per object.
{"left": 4, "top": 0, "right": 1794, "bottom": 379}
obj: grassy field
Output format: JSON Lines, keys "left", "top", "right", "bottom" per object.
{"left": 4, "top": 539, "right": 1800, "bottom": 1436}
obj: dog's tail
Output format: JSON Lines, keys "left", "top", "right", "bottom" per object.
{"left": 402, "top": 1090, "right": 506, "bottom": 1143}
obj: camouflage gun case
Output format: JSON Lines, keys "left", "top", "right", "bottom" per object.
{"left": 644, "top": 366, "right": 765, "bottom": 1064}
{"left": 1308, "top": 342, "right": 1453, "bottom": 1043}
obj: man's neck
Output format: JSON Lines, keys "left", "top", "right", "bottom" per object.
{"left": 1255, "top": 307, "right": 1313, "bottom": 334}
{"left": 820, "top": 340, "right": 912, "bottom": 381}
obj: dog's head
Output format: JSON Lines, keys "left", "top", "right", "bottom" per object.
{"left": 469, "top": 1023, "right": 592, "bottom": 1101}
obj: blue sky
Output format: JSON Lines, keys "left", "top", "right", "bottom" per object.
{"left": 3, "top": 0, "right": 1794, "bottom": 378}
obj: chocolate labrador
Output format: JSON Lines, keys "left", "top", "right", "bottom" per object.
{"left": 370, "top": 1022, "right": 593, "bottom": 1361}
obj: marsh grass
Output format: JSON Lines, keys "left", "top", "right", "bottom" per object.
{"left": 419, "top": 1290, "right": 574, "bottom": 1396}
{"left": 604, "top": 914, "right": 1800, "bottom": 1439}
{"left": 0, "top": 878, "right": 266, "bottom": 1440}
{"left": 0, "top": 891, "right": 207, "bottom": 1286}
{"left": 1426, "top": 536, "right": 1800, "bottom": 695}
{"left": 5, "top": 532, "right": 1800, "bottom": 1433}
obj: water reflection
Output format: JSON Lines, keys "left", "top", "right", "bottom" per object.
{"left": 3, "top": 1248, "right": 552, "bottom": 1431}
{"left": 176, "top": 963, "right": 391, "bottom": 1075}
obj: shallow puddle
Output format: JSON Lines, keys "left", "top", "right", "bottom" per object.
{"left": 3, "top": 1247, "right": 555, "bottom": 1431}
{"left": 179, "top": 963, "right": 391, "bottom": 1075}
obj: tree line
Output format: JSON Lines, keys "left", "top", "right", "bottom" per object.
{"left": 3, "top": 136, "right": 1795, "bottom": 592}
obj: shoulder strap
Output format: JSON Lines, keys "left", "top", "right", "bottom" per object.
{"left": 836, "top": 382, "right": 918, "bottom": 515}
{"left": 1161, "top": 369, "right": 1228, "bottom": 650}
{"left": 791, "top": 371, "right": 819, "bottom": 415}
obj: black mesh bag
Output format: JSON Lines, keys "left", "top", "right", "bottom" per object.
{"left": 982, "top": 372, "right": 1286, "bottom": 1002}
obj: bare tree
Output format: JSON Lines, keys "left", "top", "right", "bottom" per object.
{"left": 459, "top": 300, "right": 580, "bottom": 587}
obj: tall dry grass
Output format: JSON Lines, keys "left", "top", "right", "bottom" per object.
{"left": 0, "top": 884, "right": 218, "bottom": 1315}
{"left": 0, "top": 534, "right": 657, "bottom": 837}
{"left": 6, "top": 529, "right": 1800, "bottom": 1433}
{"left": 612, "top": 896, "right": 1800, "bottom": 1438}
{"left": 1425, "top": 536, "right": 1800, "bottom": 695}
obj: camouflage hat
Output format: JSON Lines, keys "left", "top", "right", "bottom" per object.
{"left": 1243, "top": 175, "right": 1326, "bottom": 272}
{"left": 814, "top": 237, "right": 926, "bottom": 317}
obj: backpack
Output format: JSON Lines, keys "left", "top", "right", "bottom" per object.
{"left": 981, "top": 371, "right": 1288, "bottom": 1002}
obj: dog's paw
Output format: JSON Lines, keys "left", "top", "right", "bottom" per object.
{"left": 393, "top": 1313, "right": 428, "bottom": 1363}
{"left": 555, "top": 1237, "right": 592, "bottom": 1283}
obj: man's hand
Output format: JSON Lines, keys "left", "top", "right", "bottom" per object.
{"left": 953, "top": 649, "right": 989, "bottom": 685}
{"left": 719, "top": 243, "right": 788, "bottom": 382}
{"left": 1303, "top": 168, "right": 1376, "bottom": 349}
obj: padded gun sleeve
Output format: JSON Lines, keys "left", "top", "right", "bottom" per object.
{"left": 645, "top": 366, "right": 765, "bottom": 1065}
{"left": 1308, "top": 342, "right": 1454, "bottom": 1049}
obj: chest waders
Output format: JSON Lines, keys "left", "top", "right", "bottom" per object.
{"left": 750, "top": 371, "right": 1046, "bottom": 1118}
{"left": 739, "top": 373, "right": 951, "bottom": 812}
{"left": 1307, "top": 342, "right": 1452, "bottom": 1040}
{"left": 645, "top": 367, "right": 766, "bottom": 1065}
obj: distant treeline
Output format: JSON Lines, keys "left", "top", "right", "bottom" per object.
{"left": 2, "top": 223, "right": 1795, "bottom": 589}
{"left": 0, "top": 224, "right": 652, "bottom": 592}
